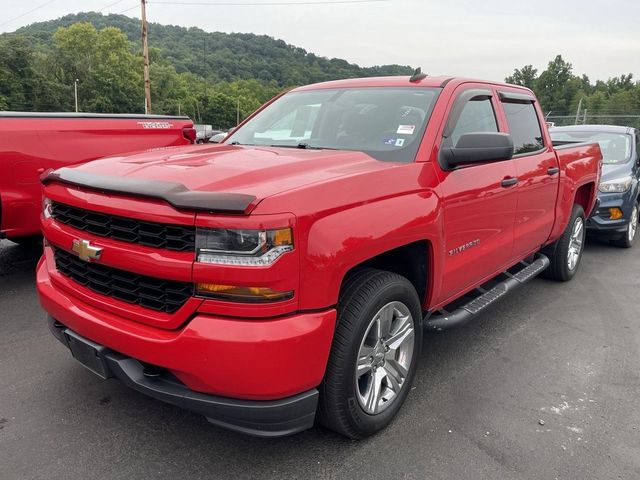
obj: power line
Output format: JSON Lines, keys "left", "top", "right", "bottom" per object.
{"left": 118, "top": 3, "right": 140, "bottom": 13}
{"left": 97, "top": 0, "right": 127, "bottom": 12}
{"left": 0, "top": 0, "right": 57, "bottom": 29}
{"left": 150, "top": 0, "right": 389, "bottom": 5}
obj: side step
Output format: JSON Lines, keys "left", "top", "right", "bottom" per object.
{"left": 424, "top": 254, "right": 550, "bottom": 331}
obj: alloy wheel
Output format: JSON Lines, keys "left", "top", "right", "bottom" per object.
{"left": 567, "top": 216, "right": 584, "bottom": 271}
{"left": 355, "top": 301, "right": 415, "bottom": 415}
{"left": 628, "top": 205, "right": 638, "bottom": 243}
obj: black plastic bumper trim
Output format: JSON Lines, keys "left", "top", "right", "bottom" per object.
{"left": 42, "top": 168, "right": 256, "bottom": 214}
{"left": 48, "top": 317, "right": 318, "bottom": 437}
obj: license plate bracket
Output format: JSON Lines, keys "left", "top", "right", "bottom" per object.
{"left": 64, "top": 329, "right": 112, "bottom": 379}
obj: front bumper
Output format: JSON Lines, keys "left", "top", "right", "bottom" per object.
{"left": 37, "top": 256, "right": 337, "bottom": 435}
{"left": 586, "top": 192, "right": 633, "bottom": 235}
{"left": 48, "top": 318, "right": 318, "bottom": 437}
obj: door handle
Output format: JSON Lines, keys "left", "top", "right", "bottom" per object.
{"left": 501, "top": 177, "right": 518, "bottom": 188}
{"left": 547, "top": 167, "right": 560, "bottom": 175}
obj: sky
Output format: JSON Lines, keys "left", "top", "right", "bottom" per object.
{"left": 1, "top": 0, "right": 639, "bottom": 83}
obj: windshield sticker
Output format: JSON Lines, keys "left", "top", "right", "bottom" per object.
{"left": 383, "top": 138, "right": 396, "bottom": 145}
{"left": 395, "top": 138, "right": 405, "bottom": 147}
{"left": 397, "top": 125, "right": 415, "bottom": 135}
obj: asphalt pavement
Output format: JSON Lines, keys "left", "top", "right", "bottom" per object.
{"left": 1, "top": 237, "right": 639, "bottom": 480}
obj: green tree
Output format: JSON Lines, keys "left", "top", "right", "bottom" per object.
{"left": 535, "top": 55, "right": 576, "bottom": 114}
{"left": 51, "top": 23, "right": 142, "bottom": 112}
{"left": 505, "top": 65, "right": 538, "bottom": 90}
{"left": 84, "top": 26, "right": 142, "bottom": 112}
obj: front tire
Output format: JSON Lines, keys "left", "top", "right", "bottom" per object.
{"left": 542, "top": 204, "right": 586, "bottom": 282}
{"left": 317, "top": 269, "right": 422, "bottom": 439}
{"left": 613, "top": 202, "right": 638, "bottom": 248}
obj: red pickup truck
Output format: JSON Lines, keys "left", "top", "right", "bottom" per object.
{"left": 0, "top": 113, "right": 195, "bottom": 244}
{"left": 37, "top": 75, "right": 601, "bottom": 439}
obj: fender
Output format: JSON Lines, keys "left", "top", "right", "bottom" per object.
{"left": 253, "top": 161, "right": 444, "bottom": 311}
{"left": 299, "top": 191, "right": 441, "bottom": 310}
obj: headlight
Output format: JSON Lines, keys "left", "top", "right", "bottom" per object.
{"left": 43, "top": 197, "right": 53, "bottom": 219}
{"left": 599, "top": 176, "right": 632, "bottom": 193}
{"left": 195, "top": 227, "right": 293, "bottom": 266}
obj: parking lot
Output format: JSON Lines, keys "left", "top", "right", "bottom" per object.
{"left": 1, "top": 238, "right": 639, "bottom": 480}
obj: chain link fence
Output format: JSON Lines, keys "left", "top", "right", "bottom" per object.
{"left": 545, "top": 114, "right": 640, "bottom": 129}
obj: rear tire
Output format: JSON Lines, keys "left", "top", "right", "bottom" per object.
{"left": 542, "top": 204, "right": 586, "bottom": 282}
{"left": 317, "top": 269, "right": 422, "bottom": 439}
{"left": 613, "top": 202, "right": 638, "bottom": 249}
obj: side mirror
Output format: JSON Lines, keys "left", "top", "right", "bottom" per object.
{"left": 442, "top": 132, "right": 514, "bottom": 168}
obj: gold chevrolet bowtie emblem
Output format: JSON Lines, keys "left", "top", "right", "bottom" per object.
{"left": 72, "top": 239, "right": 103, "bottom": 262}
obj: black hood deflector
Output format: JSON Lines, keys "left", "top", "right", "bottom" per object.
{"left": 42, "top": 168, "right": 256, "bottom": 214}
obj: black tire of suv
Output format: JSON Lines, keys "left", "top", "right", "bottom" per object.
{"left": 542, "top": 204, "right": 586, "bottom": 282}
{"left": 612, "top": 202, "right": 638, "bottom": 249}
{"left": 317, "top": 269, "right": 422, "bottom": 439}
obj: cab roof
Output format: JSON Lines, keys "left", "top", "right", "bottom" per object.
{"left": 292, "top": 75, "right": 532, "bottom": 92}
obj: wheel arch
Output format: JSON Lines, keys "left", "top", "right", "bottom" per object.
{"left": 574, "top": 182, "right": 596, "bottom": 217}
{"left": 338, "top": 240, "right": 432, "bottom": 308}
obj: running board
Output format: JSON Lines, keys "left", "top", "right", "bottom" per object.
{"left": 424, "top": 254, "right": 550, "bottom": 332}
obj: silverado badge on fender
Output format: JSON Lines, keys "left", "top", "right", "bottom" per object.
{"left": 72, "top": 239, "right": 103, "bottom": 262}
{"left": 448, "top": 239, "right": 480, "bottom": 256}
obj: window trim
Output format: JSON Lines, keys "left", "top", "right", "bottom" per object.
{"left": 511, "top": 146, "right": 548, "bottom": 158}
{"left": 497, "top": 90, "right": 536, "bottom": 104}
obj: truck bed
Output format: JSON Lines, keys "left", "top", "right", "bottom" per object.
{"left": 0, "top": 112, "right": 194, "bottom": 239}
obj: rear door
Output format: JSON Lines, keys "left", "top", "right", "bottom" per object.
{"left": 434, "top": 85, "right": 518, "bottom": 304}
{"left": 497, "top": 91, "right": 559, "bottom": 257}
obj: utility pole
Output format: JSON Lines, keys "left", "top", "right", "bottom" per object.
{"left": 141, "top": 0, "right": 152, "bottom": 114}
{"left": 74, "top": 79, "right": 79, "bottom": 113}
{"left": 203, "top": 36, "right": 207, "bottom": 98}
{"left": 574, "top": 97, "right": 584, "bottom": 125}
{"left": 236, "top": 98, "right": 240, "bottom": 126}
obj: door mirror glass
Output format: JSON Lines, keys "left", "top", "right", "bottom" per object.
{"left": 442, "top": 132, "right": 515, "bottom": 168}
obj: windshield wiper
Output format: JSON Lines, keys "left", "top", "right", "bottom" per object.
{"left": 268, "top": 143, "right": 337, "bottom": 150}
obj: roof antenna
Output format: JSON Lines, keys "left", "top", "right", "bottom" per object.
{"left": 409, "top": 67, "right": 428, "bottom": 83}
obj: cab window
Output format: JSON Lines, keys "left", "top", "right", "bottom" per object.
{"left": 502, "top": 101, "right": 544, "bottom": 155}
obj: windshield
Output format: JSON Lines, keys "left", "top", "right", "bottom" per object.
{"left": 227, "top": 87, "right": 441, "bottom": 163}
{"left": 550, "top": 131, "right": 632, "bottom": 165}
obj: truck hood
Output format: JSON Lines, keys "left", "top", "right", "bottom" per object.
{"left": 61, "top": 144, "right": 395, "bottom": 213}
